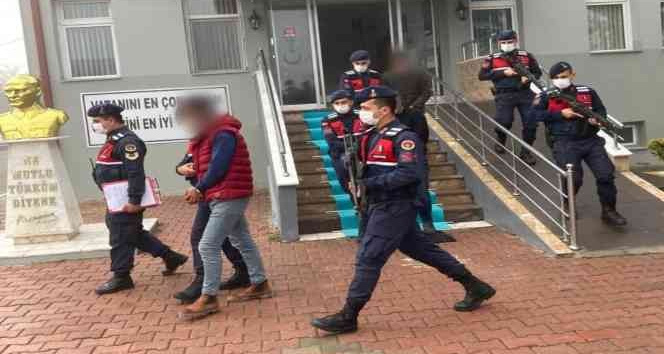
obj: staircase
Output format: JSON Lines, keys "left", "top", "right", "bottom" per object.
{"left": 284, "top": 111, "right": 483, "bottom": 235}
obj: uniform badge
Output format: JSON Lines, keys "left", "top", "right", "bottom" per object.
{"left": 124, "top": 144, "right": 140, "bottom": 161}
{"left": 400, "top": 140, "right": 416, "bottom": 151}
{"left": 370, "top": 89, "right": 377, "bottom": 98}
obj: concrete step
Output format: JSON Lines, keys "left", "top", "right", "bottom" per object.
{"left": 296, "top": 160, "right": 326, "bottom": 175}
{"left": 298, "top": 212, "right": 341, "bottom": 235}
{"left": 432, "top": 188, "right": 475, "bottom": 205}
{"left": 293, "top": 148, "right": 322, "bottom": 161}
{"left": 443, "top": 203, "right": 484, "bottom": 222}
{"left": 298, "top": 173, "right": 330, "bottom": 188}
{"left": 297, "top": 187, "right": 336, "bottom": 205}
{"left": 428, "top": 162, "right": 458, "bottom": 177}
{"left": 429, "top": 175, "right": 467, "bottom": 190}
{"left": 285, "top": 121, "right": 309, "bottom": 134}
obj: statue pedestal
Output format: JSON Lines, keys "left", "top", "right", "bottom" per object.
{"left": 2, "top": 137, "right": 82, "bottom": 244}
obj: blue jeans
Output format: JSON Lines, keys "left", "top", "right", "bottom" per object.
{"left": 199, "top": 198, "right": 267, "bottom": 296}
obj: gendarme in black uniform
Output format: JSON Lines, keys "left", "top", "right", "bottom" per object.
{"left": 310, "top": 86, "right": 496, "bottom": 335}
{"left": 478, "top": 30, "right": 542, "bottom": 165}
{"left": 89, "top": 103, "right": 187, "bottom": 295}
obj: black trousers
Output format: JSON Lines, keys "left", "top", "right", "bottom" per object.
{"left": 347, "top": 201, "right": 467, "bottom": 311}
{"left": 191, "top": 201, "right": 247, "bottom": 275}
{"left": 106, "top": 211, "right": 169, "bottom": 276}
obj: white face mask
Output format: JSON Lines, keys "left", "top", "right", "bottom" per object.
{"left": 91, "top": 122, "right": 107, "bottom": 135}
{"left": 353, "top": 64, "right": 369, "bottom": 73}
{"left": 500, "top": 43, "right": 517, "bottom": 53}
{"left": 333, "top": 104, "right": 351, "bottom": 115}
{"left": 359, "top": 109, "right": 378, "bottom": 126}
{"left": 552, "top": 78, "right": 572, "bottom": 90}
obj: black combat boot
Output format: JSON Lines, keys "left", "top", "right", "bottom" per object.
{"left": 311, "top": 303, "right": 359, "bottom": 334}
{"left": 174, "top": 272, "right": 204, "bottom": 305}
{"left": 95, "top": 274, "right": 134, "bottom": 295}
{"left": 601, "top": 204, "right": 627, "bottom": 227}
{"left": 220, "top": 263, "right": 251, "bottom": 290}
{"left": 454, "top": 273, "right": 496, "bottom": 312}
{"left": 421, "top": 221, "right": 436, "bottom": 235}
{"left": 519, "top": 149, "right": 537, "bottom": 166}
{"left": 162, "top": 250, "right": 188, "bottom": 276}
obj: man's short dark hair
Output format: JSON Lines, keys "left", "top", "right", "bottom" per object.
{"left": 373, "top": 97, "right": 397, "bottom": 113}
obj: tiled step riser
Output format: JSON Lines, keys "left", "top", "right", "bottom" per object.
{"left": 430, "top": 178, "right": 466, "bottom": 190}
{"left": 436, "top": 192, "right": 475, "bottom": 205}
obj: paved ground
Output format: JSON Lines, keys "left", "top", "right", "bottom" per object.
{"left": 2, "top": 195, "right": 664, "bottom": 354}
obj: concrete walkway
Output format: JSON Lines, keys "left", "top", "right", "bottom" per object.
{"left": 2, "top": 195, "right": 664, "bottom": 353}
{"left": 454, "top": 101, "right": 664, "bottom": 253}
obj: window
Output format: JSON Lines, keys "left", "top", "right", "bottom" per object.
{"left": 57, "top": 0, "right": 120, "bottom": 79}
{"left": 616, "top": 123, "right": 640, "bottom": 146}
{"left": 586, "top": 0, "right": 633, "bottom": 52}
{"left": 184, "top": 0, "right": 247, "bottom": 73}
{"left": 469, "top": 0, "right": 517, "bottom": 56}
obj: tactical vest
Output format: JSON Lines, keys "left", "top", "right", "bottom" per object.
{"left": 325, "top": 112, "right": 365, "bottom": 138}
{"left": 345, "top": 70, "right": 383, "bottom": 92}
{"left": 360, "top": 126, "right": 405, "bottom": 167}
{"left": 547, "top": 86, "right": 597, "bottom": 139}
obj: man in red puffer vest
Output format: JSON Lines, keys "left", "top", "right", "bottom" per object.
{"left": 175, "top": 96, "right": 272, "bottom": 321}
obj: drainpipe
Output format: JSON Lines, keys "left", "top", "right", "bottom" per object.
{"left": 30, "top": 0, "right": 54, "bottom": 107}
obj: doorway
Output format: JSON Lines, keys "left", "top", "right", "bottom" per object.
{"left": 316, "top": 0, "right": 392, "bottom": 96}
{"left": 270, "top": 0, "right": 441, "bottom": 109}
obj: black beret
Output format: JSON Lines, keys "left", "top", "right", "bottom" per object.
{"left": 349, "top": 50, "right": 370, "bottom": 62}
{"left": 496, "top": 30, "right": 517, "bottom": 41}
{"left": 328, "top": 90, "right": 353, "bottom": 103}
{"left": 549, "top": 62, "right": 573, "bottom": 77}
{"left": 87, "top": 103, "right": 124, "bottom": 118}
{"left": 356, "top": 86, "right": 397, "bottom": 103}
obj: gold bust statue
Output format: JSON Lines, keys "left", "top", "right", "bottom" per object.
{"left": 0, "top": 74, "right": 69, "bottom": 140}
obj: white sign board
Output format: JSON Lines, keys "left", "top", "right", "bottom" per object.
{"left": 81, "top": 86, "right": 231, "bottom": 147}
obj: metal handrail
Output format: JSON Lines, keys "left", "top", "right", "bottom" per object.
{"left": 428, "top": 76, "right": 579, "bottom": 250}
{"left": 256, "top": 49, "right": 290, "bottom": 178}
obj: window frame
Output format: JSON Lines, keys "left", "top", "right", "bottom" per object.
{"left": 585, "top": 0, "right": 634, "bottom": 53}
{"left": 182, "top": 0, "right": 249, "bottom": 75}
{"left": 618, "top": 123, "right": 639, "bottom": 147}
{"left": 468, "top": 0, "right": 518, "bottom": 54}
{"left": 56, "top": 0, "right": 122, "bottom": 81}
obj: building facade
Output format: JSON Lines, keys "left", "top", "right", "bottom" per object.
{"left": 14, "top": 0, "right": 663, "bottom": 200}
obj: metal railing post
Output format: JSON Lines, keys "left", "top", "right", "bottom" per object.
{"left": 479, "top": 111, "right": 487, "bottom": 165}
{"left": 558, "top": 175, "right": 569, "bottom": 244}
{"left": 566, "top": 164, "right": 580, "bottom": 250}
{"left": 510, "top": 137, "right": 519, "bottom": 196}
{"left": 453, "top": 94, "right": 462, "bottom": 141}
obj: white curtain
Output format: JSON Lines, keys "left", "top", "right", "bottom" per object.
{"left": 191, "top": 19, "right": 243, "bottom": 71}
{"left": 587, "top": 4, "right": 626, "bottom": 51}
{"left": 63, "top": 1, "right": 110, "bottom": 19}
{"left": 66, "top": 26, "right": 117, "bottom": 77}
{"left": 186, "top": 0, "right": 238, "bottom": 15}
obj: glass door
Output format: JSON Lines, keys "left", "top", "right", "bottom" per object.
{"left": 270, "top": 0, "right": 324, "bottom": 109}
{"left": 314, "top": 0, "right": 394, "bottom": 97}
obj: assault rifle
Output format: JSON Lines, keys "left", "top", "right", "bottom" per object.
{"left": 545, "top": 88, "right": 624, "bottom": 141}
{"left": 500, "top": 53, "right": 547, "bottom": 92}
{"left": 342, "top": 133, "right": 366, "bottom": 214}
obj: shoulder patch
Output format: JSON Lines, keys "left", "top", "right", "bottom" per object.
{"left": 345, "top": 70, "right": 355, "bottom": 75}
{"left": 111, "top": 132, "right": 125, "bottom": 141}
{"left": 517, "top": 50, "right": 528, "bottom": 56}
{"left": 369, "top": 69, "right": 379, "bottom": 74}
{"left": 400, "top": 139, "right": 416, "bottom": 151}
{"left": 124, "top": 144, "right": 137, "bottom": 153}
{"left": 327, "top": 112, "right": 339, "bottom": 119}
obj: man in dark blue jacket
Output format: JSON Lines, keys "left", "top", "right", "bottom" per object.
{"left": 533, "top": 62, "right": 627, "bottom": 226}
{"left": 311, "top": 87, "right": 495, "bottom": 334}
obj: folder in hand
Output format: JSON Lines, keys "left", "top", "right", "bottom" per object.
{"left": 102, "top": 177, "right": 162, "bottom": 213}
